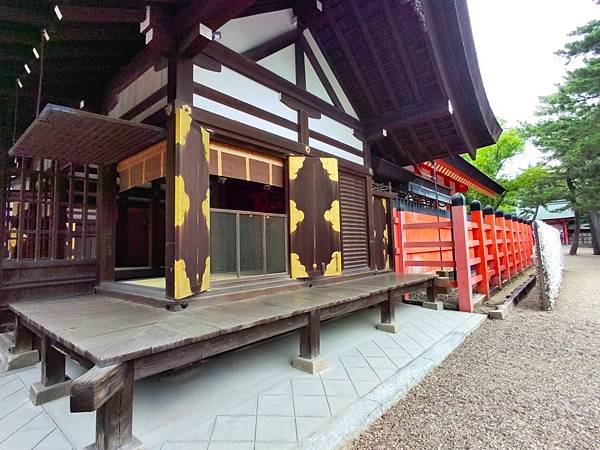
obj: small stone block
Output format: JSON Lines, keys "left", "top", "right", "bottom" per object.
{"left": 422, "top": 301, "right": 444, "bottom": 311}
{"left": 84, "top": 436, "right": 144, "bottom": 450}
{"left": 292, "top": 355, "right": 330, "bottom": 374}
{"left": 488, "top": 309, "right": 506, "bottom": 320}
{"left": 29, "top": 379, "right": 72, "bottom": 406}
{"left": 375, "top": 322, "right": 401, "bottom": 334}
{"left": 1, "top": 349, "right": 39, "bottom": 372}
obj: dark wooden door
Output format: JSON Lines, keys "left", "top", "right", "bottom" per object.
{"left": 288, "top": 156, "right": 342, "bottom": 278}
{"left": 372, "top": 195, "right": 391, "bottom": 271}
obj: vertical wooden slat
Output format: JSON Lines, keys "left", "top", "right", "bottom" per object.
{"left": 16, "top": 158, "right": 25, "bottom": 260}
{"left": 470, "top": 201, "right": 490, "bottom": 299}
{"left": 66, "top": 163, "right": 74, "bottom": 259}
{"left": 393, "top": 209, "right": 407, "bottom": 274}
{"left": 82, "top": 165, "right": 89, "bottom": 259}
{"left": 484, "top": 206, "right": 502, "bottom": 289}
{"left": 50, "top": 161, "right": 60, "bottom": 259}
{"left": 34, "top": 162, "right": 43, "bottom": 259}
{"left": 339, "top": 171, "right": 369, "bottom": 270}
{"left": 97, "top": 164, "right": 118, "bottom": 283}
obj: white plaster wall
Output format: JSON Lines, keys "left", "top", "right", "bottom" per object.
{"left": 308, "top": 115, "right": 363, "bottom": 151}
{"left": 194, "top": 65, "right": 297, "bottom": 123}
{"left": 193, "top": 94, "right": 298, "bottom": 142}
{"left": 304, "top": 55, "right": 333, "bottom": 105}
{"left": 217, "top": 9, "right": 296, "bottom": 54}
{"left": 257, "top": 44, "right": 296, "bottom": 84}
{"left": 309, "top": 137, "right": 364, "bottom": 165}
{"left": 303, "top": 30, "right": 359, "bottom": 119}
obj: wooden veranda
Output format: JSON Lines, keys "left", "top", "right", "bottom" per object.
{"left": 9, "top": 272, "right": 435, "bottom": 450}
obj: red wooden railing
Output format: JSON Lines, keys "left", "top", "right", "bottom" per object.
{"left": 393, "top": 194, "right": 534, "bottom": 313}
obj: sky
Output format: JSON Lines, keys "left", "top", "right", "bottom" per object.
{"left": 466, "top": 0, "right": 600, "bottom": 176}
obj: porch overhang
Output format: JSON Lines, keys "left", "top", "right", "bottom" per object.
{"left": 9, "top": 104, "right": 165, "bottom": 166}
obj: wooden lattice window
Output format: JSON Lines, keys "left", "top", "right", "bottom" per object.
{"left": 3, "top": 157, "right": 97, "bottom": 260}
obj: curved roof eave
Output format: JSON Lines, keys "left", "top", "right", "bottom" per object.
{"left": 421, "top": 0, "right": 502, "bottom": 157}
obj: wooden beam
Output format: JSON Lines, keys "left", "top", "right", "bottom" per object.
{"left": 243, "top": 29, "right": 298, "bottom": 62}
{"left": 364, "top": 99, "right": 450, "bottom": 134}
{"left": 302, "top": 36, "right": 344, "bottom": 111}
{"left": 299, "top": 310, "right": 321, "bottom": 359}
{"left": 388, "top": 131, "right": 418, "bottom": 167}
{"left": 429, "top": 120, "right": 454, "bottom": 160}
{"left": 0, "top": 6, "right": 48, "bottom": 26}
{"left": 59, "top": 6, "right": 146, "bottom": 24}
{"left": 40, "top": 335, "right": 65, "bottom": 387}
{"left": 407, "top": 125, "right": 435, "bottom": 162}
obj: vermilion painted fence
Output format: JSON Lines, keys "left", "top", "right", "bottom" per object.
{"left": 393, "top": 193, "right": 534, "bottom": 313}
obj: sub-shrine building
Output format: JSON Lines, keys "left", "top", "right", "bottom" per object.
{"left": 0, "top": 1, "right": 511, "bottom": 449}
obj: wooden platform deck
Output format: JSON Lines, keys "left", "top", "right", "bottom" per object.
{"left": 8, "top": 272, "right": 436, "bottom": 450}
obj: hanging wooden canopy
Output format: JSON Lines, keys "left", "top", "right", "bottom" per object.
{"left": 9, "top": 104, "right": 165, "bottom": 165}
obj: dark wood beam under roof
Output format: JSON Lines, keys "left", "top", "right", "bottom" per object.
{"left": 58, "top": 6, "right": 146, "bottom": 23}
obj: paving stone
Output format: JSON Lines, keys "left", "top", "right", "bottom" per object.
{"left": 208, "top": 442, "right": 253, "bottom": 450}
{"left": 0, "top": 401, "right": 42, "bottom": 442}
{"left": 319, "top": 367, "right": 350, "bottom": 381}
{"left": 372, "top": 367, "right": 397, "bottom": 381}
{"left": 32, "top": 427, "right": 74, "bottom": 449}
{"left": 326, "top": 396, "right": 357, "bottom": 416}
{"left": 0, "top": 375, "right": 17, "bottom": 388}
{"left": 225, "top": 398, "right": 257, "bottom": 416}
{"left": 255, "top": 442, "right": 298, "bottom": 450}
{"left": 174, "top": 419, "right": 215, "bottom": 442}
{"left": 210, "top": 416, "right": 255, "bottom": 442}
{"left": 0, "top": 411, "right": 55, "bottom": 450}
{"left": 291, "top": 378, "right": 324, "bottom": 396}
{"left": 322, "top": 379, "right": 357, "bottom": 398}
{"left": 293, "top": 395, "right": 331, "bottom": 417}
{"left": 356, "top": 345, "right": 387, "bottom": 358}
{"left": 371, "top": 335, "right": 400, "bottom": 349}
{"left": 258, "top": 395, "right": 294, "bottom": 416}
{"left": 261, "top": 380, "right": 291, "bottom": 396}
{"left": 0, "top": 378, "right": 23, "bottom": 402}
{"left": 345, "top": 367, "right": 380, "bottom": 382}
{"left": 296, "top": 416, "right": 330, "bottom": 441}
{"left": 380, "top": 347, "right": 411, "bottom": 360}
{"left": 339, "top": 356, "right": 369, "bottom": 369}
{"left": 163, "top": 442, "right": 209, "bottom": 450}
{"left": 0, "top": 388, "right": 29, "bottom": 420}
{"left": 255, "top": 416, "right": 297, "bottom": 443}
{"left": 364, "top": 356, "right": 396, "bottom": 369}
{"left": 352, "top": 379, "right": 380, "bottom": 397}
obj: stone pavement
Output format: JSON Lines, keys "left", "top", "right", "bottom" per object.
{"left": 0, "top": 302, "right": 484, "bottom": 450}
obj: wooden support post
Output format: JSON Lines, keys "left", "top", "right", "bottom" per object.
{"left": 97, "top": 164, "right": 118, "bottom": 283}
{"left": 376, "top": 290, "right": 402, "bottom": 332}
{"left": 422, "top": 280, "right": 443, "bottom": 310}
{"left": 165, "top": 54, "right": 211, "bottom": 301}
{"left": 470, "top": 201, "right": 490, "bottom": 299}
{"left": 292, "top": 310, "right": 329, "bottom": 373}
{"left": 393, "top": 209, "right": 407, "bottom": 274}
{"left": 30, "top": 335, "right": 71, "bottom": 406}
{"left": 4, "top": 316, "right": 39, "bottom": 371}
{"left": 484, "top": 206, "right": 502, "bottom": 289}
{"left": 71, "top": 362, "right": 140, "bottom": 450}
{"left": 451, "top": 194, "right": 473, "bottom": 313}
{"left": 507, "top": 214, "right": 518, "bottom": 275}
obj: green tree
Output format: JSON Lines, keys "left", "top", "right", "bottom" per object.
{"left": 527, "top": 19, "right": 600, "bottom": 255}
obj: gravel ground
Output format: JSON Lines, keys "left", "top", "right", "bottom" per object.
{"left": 351, "top": 247, "right": 600, "bottom": 450}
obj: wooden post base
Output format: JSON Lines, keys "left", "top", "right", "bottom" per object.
{"left": 375, "top": 322, "right": 401, "bottom": 333}
{"left": 422, "top": 301, "right": 444, "bottom": 311}
{"left": 84, "top": 436, "right": 144, "bottom": 450}
{"left": 29, "top": 379, "right": 72, "bottom": 406}
{"left": 292, "top": 355, "right": 330, "bottom": 374}
{"left": 0, "top": 324, "right": 39, "bottom": 372}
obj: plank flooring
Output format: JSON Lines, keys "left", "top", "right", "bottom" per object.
{"left": 10, "top": 273, "right": 434, "bottom": 367}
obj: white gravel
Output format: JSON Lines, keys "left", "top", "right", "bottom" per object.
{"left": 351, "top": 247, "right": 600, "bottom": 449}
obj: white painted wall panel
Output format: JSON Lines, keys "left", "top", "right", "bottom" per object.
{"left": 303, "top": 30, "right": 359, "bottom": 119}
{"left": 218, "top": 9, "right": 296, "bottom": 54}
{"left": 304, "top": 55, "right": 333, "bottom": 105}
{"left": 193, "top": 94, "right": 298, "bottom": 142}
{"left": 309, "top": 137, "right": 364, "bottom": 165}
{"left": 193, "top": 65, "right": 297, "bottom": 123}
{"left": 308, "top": 115, "right": 363, "bottom": 151}
{"left": 257, "top": 45, "right": 296, "bottom": 84}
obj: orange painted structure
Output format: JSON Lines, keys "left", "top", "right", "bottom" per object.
{"left": 393, "top": 194, "right": 534, "bottom": 313}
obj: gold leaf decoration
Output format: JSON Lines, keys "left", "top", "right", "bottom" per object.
{"left": 174, "top": 259, "right": 192, "bottom": 299}
{"left": 201, "top": 190, "right": 210, "bottom": 229}
{"left": 381, "top": 197, "right": 387, "bottom": 213}
{"left": 324, "top": 251, "right": 342, "bottom": 276}
{"left": 175, "top": 175, "right": 190, "bottom": 227}
{"left": 288, "top": 156, "right": 305, "bottom": 180}
{"left": 201, "top": 127, "right": 210, "bottom": 162}
{"left": 175, "top": 105, "right": 193, "bottom": 146}
{"left": 200, "top": 256, "right": 210, "bottom": 291}
{"left": 324, "top": 200, "right": 341, "bottom": 233}
{"left": 320, "top": 158, "right": 339, "bottom": 182}
{"left": 290, "top": 252, "right": 308, "bottom": 278}
{"left": 289, "top": 200, "right": 305, "bottom": 234}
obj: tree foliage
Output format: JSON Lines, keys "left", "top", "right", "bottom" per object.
{"left": 526, "top": 18, "right": 600, "bottom": 254}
